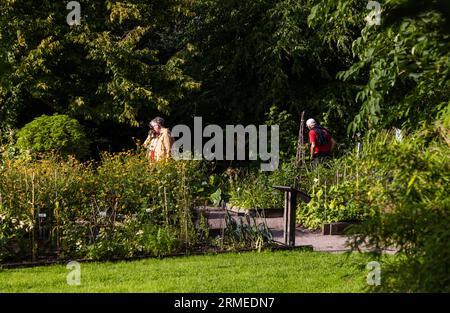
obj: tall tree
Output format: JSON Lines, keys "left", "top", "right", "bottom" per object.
{"left": 183, "top": 0, "right": 359, "bottom": 142}
{"left": 309, "top": 0, "right": 450, "bottom": 133}
{"left": 0, "top": 0, "right": 199, "bottom": 132}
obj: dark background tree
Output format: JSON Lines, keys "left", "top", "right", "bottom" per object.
{"left": 0, "top": 0, "right": 199, "bottom": 152}
{"left": 1, "top": 0, "right": 449, "bottom": 158}
{"left": 182, "top": 0, "right": 359, "bottom": 144}
{"left": 308, "top": 0, "right": 450, "bottom": 133}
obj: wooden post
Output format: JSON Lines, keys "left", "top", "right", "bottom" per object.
{"left": 283, "top": 191, "right": 289, "bottom": 245}
{"left": 273, "top": 186, "right": 311, "bottom": 247}
{"left": 283, "top": 191, "right": 297, "bottom": 246}
{"left": 295, "top": 111, "right": 305, "bottom": 168}
{"left": 300, "top": 111, "right": 305, "bottom": 167}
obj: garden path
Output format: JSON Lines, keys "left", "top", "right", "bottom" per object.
{"left": 196, "top": 207, "right": 364, "bottom": 252}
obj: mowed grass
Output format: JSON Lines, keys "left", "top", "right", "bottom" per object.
{"left": 0, "top": 251, "right": 374, "bottom": 293}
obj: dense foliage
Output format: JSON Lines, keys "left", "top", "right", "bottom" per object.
{"left": 345, "top": 116, "right": 450, "bottom": 292}
{"left": 15, "top": 114, "right": 90, "bottom": 159}
{"left": 293, "top": 115, "right": 450, "bottom": 292}
{"left": 3, "top": 0, "right": 448, "bottom": 150}
{"left": 0, "top": 0, "right": 199, "bottom": 144}
{"left": 1, "top": 0, "right": 450, "bottom": 292}
{"left": 0, "top": 153, "right": 208, "bottom": 261}
{"left": 228, "top": 162, "right": 301, "bottom": 210}
{"left": 0, "top": 0, "right": 360, "bottom": 151}
{"left": 185, "top": 0, "right": 358, "bottom": 140}
{"left": 309, "top": 0, "right": 450, "bottom": 133}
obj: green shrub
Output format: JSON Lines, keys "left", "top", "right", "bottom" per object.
{"left": 228, "top": 162, "right": 301, "bottom": 209}
{"left": 15, "top": 114, "right": 90, "bottom": 160}
{"left": 85, "top": 216, "right": 180, "bottom": 259}
{"left": 0, "top": 209, "right": 34, "bottom": 261}
{"left": 345, "top": 119, "right": 450, "bottom": 292}
{"left": 296, "top": 156, "right": 379, "bottom": 229}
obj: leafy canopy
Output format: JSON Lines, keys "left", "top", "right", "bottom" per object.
{"left": 309, "top": 0, "right": 450, "bottom": 133}
{"left": 0, "top": 0, "right": 199, "bottom": 130}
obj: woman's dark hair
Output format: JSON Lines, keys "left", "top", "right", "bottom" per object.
{"left": 149, "top": 116, "right": 165, "bottom": 127}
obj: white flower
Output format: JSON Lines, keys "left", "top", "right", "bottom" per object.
{"left": 314, "top": 178, "right": 319, "bottom": 183}
{"left": 25, "top": 222, "right": 34, "bottom": 231}
{"left": 136, "top": 230, "right": 144, "bottom": 236}
{"left": 201, "top": 181, "right": 208, "bottom": 186}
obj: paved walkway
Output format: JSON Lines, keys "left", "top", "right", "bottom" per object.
{"left": 197, "top": 207, "right": 356, "bottom": 252}
{"left": 271, "top": 228, "right": 351, "bottom": 252}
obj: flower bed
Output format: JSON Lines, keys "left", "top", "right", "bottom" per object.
{"left": 0, "top": 152, "right": 208, "bottom": 262}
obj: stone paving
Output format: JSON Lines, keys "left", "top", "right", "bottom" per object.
{"left": 270, "top": 228, "right": 351, "bottom": 252}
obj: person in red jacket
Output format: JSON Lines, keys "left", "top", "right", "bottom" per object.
{"left": 306, "top": 118, "right": 336, "bottom": 164}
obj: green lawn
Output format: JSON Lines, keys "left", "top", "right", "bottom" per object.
{"left": 0, "top": 251, "right": 375, "bottom": 293}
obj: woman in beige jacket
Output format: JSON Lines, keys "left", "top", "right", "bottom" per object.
{"left": 143, "top": 117, "right": 173, "bottom": 162}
